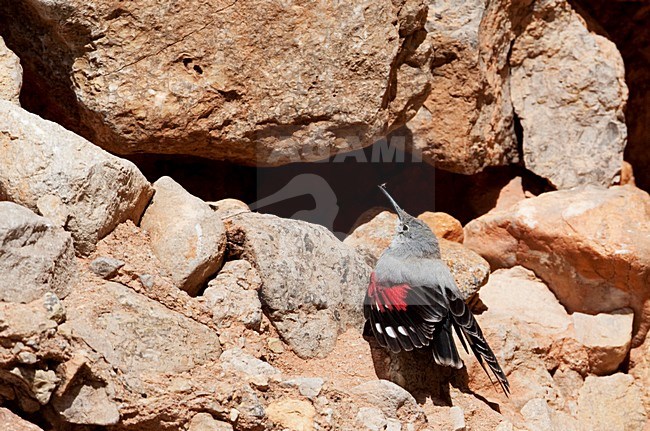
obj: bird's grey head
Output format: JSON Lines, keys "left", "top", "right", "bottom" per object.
{"left": 379, "top": 184, "right": 441, "bottom": 259}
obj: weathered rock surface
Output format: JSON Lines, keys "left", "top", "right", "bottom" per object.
{"left": 0, "top": 202, "right": 76, "bottom": 303}
{"left": 1, "top": 0, "right": 431, "bottom": 165}
{"left": 227, "top": 212, "right": 371, "bottom": 358}
{"left": 62, "top": 281, "right": 222, "bottom": 395}
{"left": 0, "top": 407, "right": 44, "bottom": 431}
{"left": 460, "top": 267, "right": 579, "bottom": 406}
{"left": 572, "top": 311, "right": 633, "bottom": 375}
{"left": 188, "top": 413, "right": 233, "bottom": 431}
{"left": 266, "top": 398, "right": 315, "bottom": 431}
{"left": 0, "top": 37, "right": 21, "bottom": 104}
{"left": 345, "top": 210, "right": 489, "bottom": 300}
{"left": 203, "top": 260, "right": 263, "bottom": 330}
{"left": 0, "top": 293, "right": 70, "bottom": 414}
{"left": 0, "top": 100, "right": 153, "bottom": 255}
{"left": 464, "top": 185, "right": 650, "bottom": 346}
{"left": 510, "top": 0, "right": 628, "bottom": 189}
{"left": 577, "top": 374, "right": 647, "bottom": 431}
{"left": 402, "top": 0, "right": 521, "bottom": 174}
{"left": 219, "top": 348, "right": 280, "bottom": 379}
{"left": 141, "top": 176, "right": 226, "bottom": 295}
{"left": 350, "top": 380, "right": 417, "bottom": 418}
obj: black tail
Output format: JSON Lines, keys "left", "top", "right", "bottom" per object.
{"left": 431, "top": 318, "right": 463, "bottom": 369}
{"left": 448, "top": 295, "right": 510, "bottom": 396}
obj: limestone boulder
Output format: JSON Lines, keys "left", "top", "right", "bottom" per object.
{"left": 0, "top": 0, "right": 431, "bottom": 165}
{"left": 464, "top": 185, "right": 650, "bottom": 346}
{"left": 0, "top": 101, "right": 153, "bottom": 255}
{"left": 227, "top": 212, "right": 371, "bottom": 358}
{"left": 0, "top": 202, "right": 76, "bottom": 303}
{"left": 140, "top": 176, "right": 226, "bottom": 295}
{"left": 462, "top": 267, "right": 633, "bottom": 413}
{"left": 572, "top": 311, "right": 633, "bottom": 375}
{"left": 510, "top": 0, "right": 628, "bottom": 189}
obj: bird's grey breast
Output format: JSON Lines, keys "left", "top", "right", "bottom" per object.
{"left": 374, "top": 255, "right": 458, "bottom": 293}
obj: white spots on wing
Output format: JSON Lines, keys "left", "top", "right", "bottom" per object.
{"left": 385, "top": 326, "right": 397, "bottom": 338}
{"left": 398, "top": 326, "right": 408, "bottom": 336}
{"left": 375, "top": 323, "right": 383, "bottom": 334}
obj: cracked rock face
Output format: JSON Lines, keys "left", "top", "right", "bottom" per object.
{"left": 0, "top": 0, "right": 431, "bottom": 165}
{"left": 0, "top": 202, "right": 76, "bottom": 303}
{"left": 0, "top": 101, "right": 154, "bottom": 256}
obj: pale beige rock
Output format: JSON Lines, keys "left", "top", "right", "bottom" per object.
{"left": 344, "top": 210, "right": 489, "bottom": 300}
{"left": 140, "top": 176, "right": 226, "bottom": 295}
{"left": 0, "top": 407, "right": 43, "bottom": 431}
{"left": 577, "top": 374, "right": 647, "bottom": 431}
{"left": 510, "top": 1, "right": 628, "bottom": 189}
{"left": 208, "top": 198, "right": 250, "bottom": 219}
{"left": 572, "top": 311, "right": 632, "bottom": 375}
{"left": 219, "top": 348, "right": 280, "bottom": 378}
{"left": 449, "top": 406, "right": 466, "bottom": 431}
{"left": 0, "top": 101, "right": 154, "bottom": 255}
{"left": 203, "top": 260, "right": 262, "bottom": 329}
{"left": 0, "top": 293, "right": 65, "bottom": 351}
{"left": 403, "top": 0, "right": 522, "bottom": 174}
{"left": 0, "top": 202, "right": 76, "bottom": 303}
{"left": 417, "top": 211, "right": 463, "bottom": 243}
{"left": 0, "top": 37, "right": 21, "bottom": 104}
{"left": 2, "top": 0, "right": 430, "bottom": 165}
{"left": 188, "top": 412, "right": 233, "bottom": 431}
{"left": 464, "top": 185, "right": 650, "bottom": 346}
{"left": 266, "top": 399, "right": 315, "bottom": 431}
{"left": 462, "top": 267, "right": 582, "bottom": 402}
{"left": 52, "top": 383, "right": 120, "bottom": 425}
{"left": 350, "top": 380, "right": 417, "bottom": 418}
{"left": 228, "top": 212, "right": 371, "bottom": 358}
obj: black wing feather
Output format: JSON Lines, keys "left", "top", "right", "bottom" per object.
{"left": 364, "top": 275, "right": 510, "bottom": 396}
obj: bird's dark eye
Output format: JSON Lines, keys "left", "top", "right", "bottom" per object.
{"left": 401, "top": 224, "right": 409, "bottom": 232}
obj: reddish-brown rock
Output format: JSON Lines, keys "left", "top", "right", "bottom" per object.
{"left": 464, "top": 185, "right": 650, "bottom": 346}
{"left": 0, "top": 0, "right": 431, "bottom": 166}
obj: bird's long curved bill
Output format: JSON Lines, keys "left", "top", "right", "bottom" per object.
{"left": 378, "top": 184, "right": 406, "bottom": 221}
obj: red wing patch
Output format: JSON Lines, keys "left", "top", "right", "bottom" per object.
{"left": 368, "top": 273, "right": 409, "bottom": 312}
